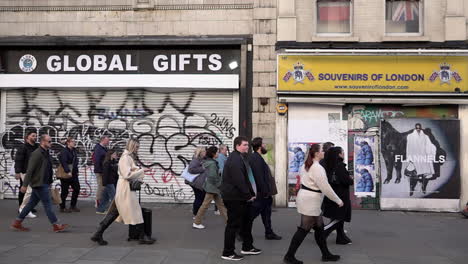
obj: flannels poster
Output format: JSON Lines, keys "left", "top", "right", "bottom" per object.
{"left": 354, "top": 135, "right": 377, "bottom": 197}
{"left": 380, "top": 119, "right": 460, "bottom": 199}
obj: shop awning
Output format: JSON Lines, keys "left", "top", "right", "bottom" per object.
{"left": 0, "top": 74, "right": 239, "bottom": 89}
{"left": 279, "top": 95, "right": 468, "bottom": 105}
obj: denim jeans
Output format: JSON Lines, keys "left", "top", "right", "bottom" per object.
{"left": 17, "top": 184, "right": 58, "bottom": 224}
{"left": 191, "top": 186, "right": 206, "bottom": 216}
{"left": 97, "top": 184, "right": 116, "bottom": 213}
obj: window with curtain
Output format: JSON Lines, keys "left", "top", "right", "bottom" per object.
{"left": 317, "top": 0, "right": 352, "bottom": 34}
{"left": 386, "top": 0, "right": 422, "bottom": 34}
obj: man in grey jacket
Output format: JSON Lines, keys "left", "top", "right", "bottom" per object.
{"left": 11, "top": 135, "right": 69, "bottom": 233}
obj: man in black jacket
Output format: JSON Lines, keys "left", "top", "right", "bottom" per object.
{"left": 248, "top": 137, "right": 281, "bottom": 240}
{"left": 220, "top": 136, "right": 262, "bottom": 261}
{"left": 14, "top": 131, "right": 39, "bottom": 218}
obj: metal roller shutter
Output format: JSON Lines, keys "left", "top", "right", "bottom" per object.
{"left": 1, "top": 88, "right": 237, "bottom": 203}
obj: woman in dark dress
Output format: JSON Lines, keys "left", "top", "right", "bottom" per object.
{"left": 322, "top": 146, "right": 354, "bottom": 245}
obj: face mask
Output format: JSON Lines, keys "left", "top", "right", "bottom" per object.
{"left": 261, "top": 147, "right": 267, "bottom": 155}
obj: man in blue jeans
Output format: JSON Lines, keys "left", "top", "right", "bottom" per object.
{"left": 11, "top": 134, "right": 69, "bottom": 233}
{"left": 93, "top": 136, "right": 109, "bottom": 212}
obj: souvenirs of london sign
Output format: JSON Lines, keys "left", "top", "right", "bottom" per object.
{"left": 278, "top": 55, "right": 468, "bottom": 94}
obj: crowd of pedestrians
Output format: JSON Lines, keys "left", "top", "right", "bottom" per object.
{"left": 9, "top": 132, "right": 354, "bottom": 262}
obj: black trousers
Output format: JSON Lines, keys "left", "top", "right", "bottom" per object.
{"left": 60, "top": 178, "right": 81, "bottom": 209}
{"left": 18, "top": 178, "right": 25, "bottom": 207}
{"left": 250, "top": 196, "right": 274, "bottom": 235}
{"left": 191, "top": 186, "right": 206, "bottom": 215}
{"left": 223, "top": 200, "right": 254, "bottom": 256}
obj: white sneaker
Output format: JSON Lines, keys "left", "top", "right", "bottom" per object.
{"left": 19, "top": 209, "right": 37, "bottom": 219}
{"left": 214, "top": 210, "right": 221, "bottom": 215}
{"left": 26, "top": 212, "right": 37, "bottom": 218}
{"left": 192, "top": 223, "right": 205, "bottom": 229}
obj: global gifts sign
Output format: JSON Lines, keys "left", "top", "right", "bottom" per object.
{"left": 277, "top": 55, "right": 468, "bottom": 94}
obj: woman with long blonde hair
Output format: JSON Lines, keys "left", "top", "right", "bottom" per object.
{"left": 91, "top": 138, "right": 155, "bottom": 245}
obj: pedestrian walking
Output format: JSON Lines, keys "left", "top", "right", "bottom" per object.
{"left": 14, "top": 131, "right": 39, "bottom": 218}
{"left": 216, "top": 144, "right": 228, "bottom": 175}
{"left": 93, "top": 135, "right": 109, "bottom": 212}
{"left": 58, "top": 137, "right": 81, "bottom": 213}
{"left": 11, "top": 134, "right": 69, "bottom": 233}
{"left": 96, "top": 150, "right": 119, "bottom": 214}
{"left": 319, "top": 142, "right": 335, "bottom": 168}
{"left": 187, "top": 147, "right": 207, "bottom": 217}
{"left": 220, "top": 136, "right": 261, "bottom": 261}
{"left": 283, "top": 143, "right": 343, "bottom": 264}
{"left": 322, "top": 146, "right": 353, "bottom": 245}
{"left": 192, "top": 146, "right": 228, "bottom": 229}
{"left": 248, "top": 137, "right": 282, "bottom": 240}
{"left": 214, "top": 144, "right": 228, "bottom": 215}
{"left": 91, "top": 138, "right": 155, "bottom": 245}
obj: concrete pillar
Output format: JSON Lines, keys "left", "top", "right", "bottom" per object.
{"left": 459, "top": 105, "right": 468, "bottom": 209}
{"left": 277, "top": 0, "right": 296, "bottom": 41}
{"left": 274, "top": 110, "right": 288, "bottom": 207}
{"left": 445, "top": 0, "right": 466, "bottom": 40}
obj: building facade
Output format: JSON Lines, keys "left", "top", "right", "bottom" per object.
{"left": 0, "top": 0, "right": 278, "bottom": 203}
{"left": 275, "top": 0, "right": 468, "bottom": 212}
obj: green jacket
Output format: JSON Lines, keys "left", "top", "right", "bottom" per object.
{"left": 202, "top": 158, "right": 222, "bottom": 194}
{"left": 23, "top": 147, "right": 53, "bottom": 188}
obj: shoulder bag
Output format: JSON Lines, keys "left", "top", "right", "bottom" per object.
{"left": 56, "top": 164, "right": 73, "bottom": 179}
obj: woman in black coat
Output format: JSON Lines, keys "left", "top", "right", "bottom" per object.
{"left": 322, "top": 146, "right": 353, "bottom": 245}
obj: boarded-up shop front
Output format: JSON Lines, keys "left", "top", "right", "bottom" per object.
{"left": 275, "top": 52, "right": 467, "bottom": 212}
{"left": 0, "top": 44, "right": 248, "bottom": 203}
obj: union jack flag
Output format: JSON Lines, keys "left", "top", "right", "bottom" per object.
{"left": 391, "top": 1, "right": 419, "bottom": 22}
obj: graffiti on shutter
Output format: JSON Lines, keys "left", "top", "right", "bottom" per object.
{"left": 0, "top": 88, "right": 236, "bottom": 203}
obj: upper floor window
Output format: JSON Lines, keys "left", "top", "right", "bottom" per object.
{"left": 317, "top": 0, "right": 352, "bottom": 34}
{"left": 386, "top": 0, "right": 422, "bottom": 34}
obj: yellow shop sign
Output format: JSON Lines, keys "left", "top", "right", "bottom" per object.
{"left": 277, "top": 55, "right": 468, "bottom": 93}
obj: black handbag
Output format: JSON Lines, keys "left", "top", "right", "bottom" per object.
{"left": 404, "top": 162, "right": 418, "bottom": 178}
{"left": 129, "top": 179, "right": 143, "bottom": 191}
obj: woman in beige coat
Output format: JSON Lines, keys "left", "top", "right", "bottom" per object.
{"left": 91, "top": 138, "right": 155, "bottom": 245}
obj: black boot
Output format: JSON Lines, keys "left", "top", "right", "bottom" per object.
{"left": 336, "top": 221, "right": 352, "bottom": 245}
{"left": 283, "top": 227, "right": 308, "bottom": 264}
{"left": 137, "top": 224, "right": 155, "bottom": 245}
{"left": 313, "top": 225, "right": 340, "bottom": 262}
{"left": 90, "top": 211, "right": 118, "bottom": 246}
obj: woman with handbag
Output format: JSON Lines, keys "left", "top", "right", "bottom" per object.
{"left": 322, "top": 146, "right": 354, "bottom": 245}
{"left": 58, "top": 137, "right": 80, "bottom": 213}
{"left": 283, "top": 144, "right": 343, "bottom": 264}
{"left": 187, "top": 147, "right": 207, "bottom": 218}
{"left": 96, "top": 150, "right": 119, "bottom": 214}
{"left": 91, "top": 138, "right": 155, "bottom": 245}
{"left": 192, "top": 146, "right": 228, "bottom": 229}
